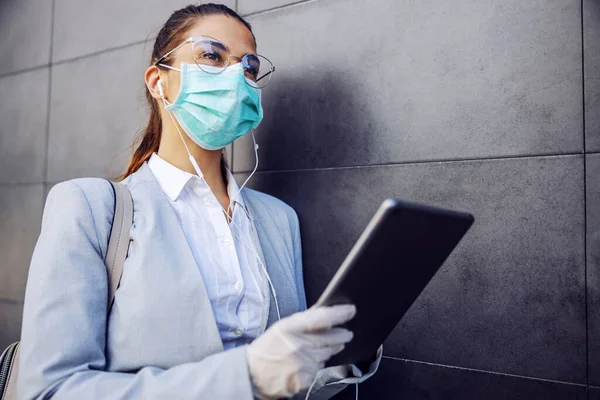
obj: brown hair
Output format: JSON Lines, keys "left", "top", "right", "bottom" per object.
{"left": 121, "top": 3, "right": 254, "bottom": 180}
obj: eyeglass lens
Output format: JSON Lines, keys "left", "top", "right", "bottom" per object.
{"left": 192, "top": 38, "right": 273, "bottom": 88}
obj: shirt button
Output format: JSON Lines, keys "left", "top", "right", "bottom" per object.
{"left": 234, "top": 328, "right": 243, "bottom": 337}
{"left": 234, "top": 282, "right": 243, "bottom": 291}
{"left": 222, "top": 238, "right": 233, "bottom": 246}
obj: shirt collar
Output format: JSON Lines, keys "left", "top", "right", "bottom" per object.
{"left": 148, "top": 153, "right": 195, "bottom": 201}
{"left": 148, "top": 153, "right": 247, "bottom": 212}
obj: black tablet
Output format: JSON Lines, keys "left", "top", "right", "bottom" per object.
{"left": 315, "top": 198, "right": 474, "bottom": 367}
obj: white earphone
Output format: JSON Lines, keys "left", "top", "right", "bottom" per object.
{"left": 160, "top": 93, "right": 280, "bottom": 320}
{"left": 153, "top": 60, "right": 278, "bottom": 320}
{"left": 157, "top": 79, "right": 164, "bottom": 98}
{"left": 157, "top": 74, "right": 340, "bottom": 398}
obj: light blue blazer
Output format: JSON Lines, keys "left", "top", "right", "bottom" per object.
{"left": 17, "top": 163, "right": 381, "bottom": 399}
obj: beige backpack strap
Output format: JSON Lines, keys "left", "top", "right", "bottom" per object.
{"left": 1, "top": 181, "right": 133, "bottom": 400}
{"left": 105, "top": 181, "right": 133, "bottom": 314}
{"left": 2, "top": 342, "right": 19, "bottom": 399}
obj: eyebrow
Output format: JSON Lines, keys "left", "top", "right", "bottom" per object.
{"left": 203, "top": 39, "right": 228, "bottom": 52}
{"left": 196, "top": 36, "right": 256, "bottom": 57}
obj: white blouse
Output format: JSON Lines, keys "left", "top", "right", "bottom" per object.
{"left": 148, "top": 153, "right": 265, "bottom": 350}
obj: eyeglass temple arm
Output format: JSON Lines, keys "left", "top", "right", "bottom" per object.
{"left": 154, "top": 37, "right": 193, "bottom": 66}
{"left": 256, "top": 65, "right": 276, "bottom": 82}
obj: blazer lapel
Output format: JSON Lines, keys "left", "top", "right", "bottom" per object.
{"left": 244, "top": 193, "right": 298, "bottom": 330}
{"left": 126, "top": 163, "right": 224, "bottom": 353}
{"left": 246, "top": 209, "right": 272, "bottom": 334}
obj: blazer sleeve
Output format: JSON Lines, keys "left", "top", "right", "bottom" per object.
{"left": 17, "top": 180, "right": 255, "bottom": 400}
{"left": 287, "top": 207, "right": 382, "bottom": 400}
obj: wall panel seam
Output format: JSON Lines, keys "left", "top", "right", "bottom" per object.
{"left": 581, "top": 0, "right": 589, "bottom": 386}
{"left": 51, "top": 38, "right": 150, "bottom": 68}
{"left": 241, "top": 0, "right": 318, "bottom": 17}
{"left": 0, "top": 64, "right": 51, "bottom": 80}
{"left": 234, "top": 152, "right": 585, "bottom": 175}
{"left": 0, "top": 299, "right": 24, "bottom": 306}
{"left": 382, "top": 356, "right": 587, "bottom": 387}
{"left": 0, "top": 183, "right": 46, "bottom": 188}
{"left": 44, "top": 0, "right": 56, "bottom": 187}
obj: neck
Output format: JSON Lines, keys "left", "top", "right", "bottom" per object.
{"left": 157, "top": 122, "right": 228, "bottom": 198}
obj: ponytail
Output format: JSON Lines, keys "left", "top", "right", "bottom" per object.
{"left": 120, "top": 96, "right": 161, "bottom": 180}
{"left": 120, "top": 3, "right": 252, "bottom": 180}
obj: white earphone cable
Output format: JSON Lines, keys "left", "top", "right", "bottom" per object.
{"left": 227, "top": 131, "right": 259, "bottom": 216}
{"left": 161, "top": 83, "right": 355, "bottom": 399}
{"left": 304, "top": 369, "right": 323, "bottom": 400}
{"left": 304, "top": 375, "right": 359, "bottom": 400}
{"left": 161, "top": 89, "right": 281, "bottom": 320}
{"left": 199, "top": 162, "right": 283, "bottom": 322}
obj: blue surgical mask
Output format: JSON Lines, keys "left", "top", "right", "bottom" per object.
{"left": 162, "top": 62, "right": 263, "bottom": 150}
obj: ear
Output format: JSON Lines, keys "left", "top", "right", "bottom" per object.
{"left": 145, "top": 65, "right": 164, "bottom": 100}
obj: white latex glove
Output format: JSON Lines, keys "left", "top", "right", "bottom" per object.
{"left": 246, "top": 304, "right": 356, "bottom": 399}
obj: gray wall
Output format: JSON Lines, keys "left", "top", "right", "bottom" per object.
{"left": 0, "top": 0, "right": 598, "bottom": 398}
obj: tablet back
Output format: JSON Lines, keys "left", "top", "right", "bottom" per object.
{"left": 316, "top": 198, "right": 474, "bottom": 367}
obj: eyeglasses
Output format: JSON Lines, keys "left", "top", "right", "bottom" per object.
{"left": 155, "top": 35, "right": 275, "bottom": 89}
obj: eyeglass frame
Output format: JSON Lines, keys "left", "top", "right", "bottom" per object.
{"left": 154, "top": 35, "right": 275, "bottom": 86}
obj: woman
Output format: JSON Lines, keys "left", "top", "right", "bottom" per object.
{"left": 17, "top": 4, "right": 380, "bottom": 399}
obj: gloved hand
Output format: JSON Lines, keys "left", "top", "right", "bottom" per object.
{"left": 246, "top": 304, "right": 356, "bottom": 399}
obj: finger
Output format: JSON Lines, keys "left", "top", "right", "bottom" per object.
{"left": 305, "top": 305, "right": 357, "bottom": 331}
{"left": 300, "top": 344, "right": 345, "bottom": 364}
{"left": 315, "top": 343, "right": 346, "bottom": 363}
{"left": 300, "top": 328, "right": 354, "bottom": 347}
{"left": 284, "top": 305, "right": 357, "bottom": 332}
{"left": 331, "top": 343, "right": 345, "bottom": 355}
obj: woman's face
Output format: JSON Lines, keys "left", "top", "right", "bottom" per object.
{"left": 159, "top": 15, "right": 257, "bottom": 104}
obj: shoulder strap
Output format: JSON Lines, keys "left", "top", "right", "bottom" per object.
{"left": 1, "top": 181, "right": 132, "bottom": 400}
{"left": 105, "top": 181, "right": 133, "bottom": 315}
